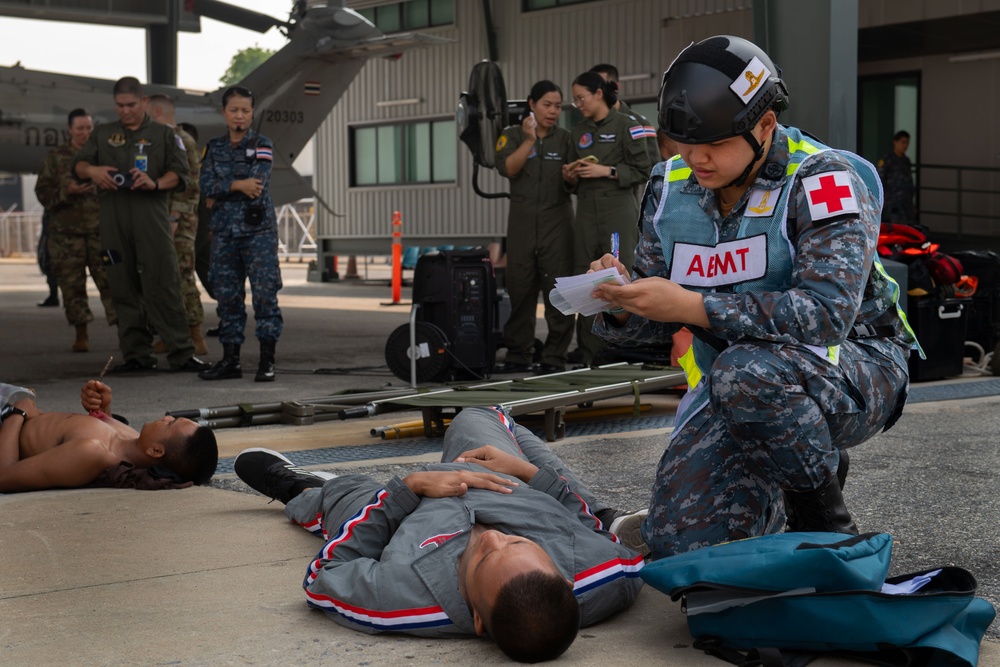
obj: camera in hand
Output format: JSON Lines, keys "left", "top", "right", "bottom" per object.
{"left": 111, "top": 171, "right": 134, "bottom": 188}
{"left": 245, "top": 204, "right": 265, "bottom": 226}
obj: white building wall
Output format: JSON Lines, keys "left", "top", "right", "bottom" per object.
{"left": 314, "top": 0, "right": 752, "bottom": 257}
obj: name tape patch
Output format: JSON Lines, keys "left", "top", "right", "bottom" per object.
{"left": 670, "top": 235, "right": 768, "bottom": 287}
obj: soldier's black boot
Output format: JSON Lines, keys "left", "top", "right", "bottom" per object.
{"left": 255, "top": 340, "right": 276, "bottom": 382}
{"left": 199, "top": 343, "right": 242, "bottom": 381}
{"left": 784, "top": 477, "right": 859, "bottom": 535}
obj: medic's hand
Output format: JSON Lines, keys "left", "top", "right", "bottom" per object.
{"left": 589, "top": 253, "right": 631, "bottom": 280}
{"left": 455, "top": 446, "right": 538, "bottom": 483}
{"left": 81, "top": 380, "right": 112, "bottom": 413}
{"left": 402, "top": 471, "right": 518, "bottom": 498}
{"left": 592, "top": 277, "right": 710, "bottom": 327}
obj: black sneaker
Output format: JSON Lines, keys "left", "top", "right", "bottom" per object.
{"left": 234, "top": 448, "right": 335, "bottom": 504}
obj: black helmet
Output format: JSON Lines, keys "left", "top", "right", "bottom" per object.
{"left": 658, "top": 35, "right": 789, "bottom": 145}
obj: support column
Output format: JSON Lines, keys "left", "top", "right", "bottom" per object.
{"left": 754, "top": 0, "right": 858, "bottom": 151}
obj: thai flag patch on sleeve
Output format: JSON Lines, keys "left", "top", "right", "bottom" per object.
{"left": 801, "top": 171, "right": 858, "bottom": 221}
{"left": 255, "top": 146, "right": 273, "bottom": 162}
{"left": 629, "top": 125, "right": 657, "bottom": 140}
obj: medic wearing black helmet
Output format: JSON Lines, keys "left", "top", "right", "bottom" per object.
{"left": 589, "top": 36, "right": 920, "bottom": 561}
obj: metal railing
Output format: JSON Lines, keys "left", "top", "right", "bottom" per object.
{"left": 917, "top": 164, "right": 1000, "bottom": 239}
{"left": 0, "top": 199, "right": 318, "bottom": 262}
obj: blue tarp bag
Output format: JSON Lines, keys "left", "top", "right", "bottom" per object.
{"left": 641, "top": 532, "right": 995, "bottom": 666}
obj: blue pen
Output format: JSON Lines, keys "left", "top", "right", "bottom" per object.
{"left": 611, "top": 232, "right": 620, "bottom": 260}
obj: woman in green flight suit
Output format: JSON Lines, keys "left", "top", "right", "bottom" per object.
{"left": 563, "top": 71, "right": 654, "bottom": 365}
{"left": 495, "top": 80, "right": 575, "bottom": 375}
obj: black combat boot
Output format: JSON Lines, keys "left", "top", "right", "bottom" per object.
{"left": 784, "top": 449, "right": 851, "bottom": 532}
{"left": 784, "top": 477, "right": 859, "bottom": 535}
{"left": 255, "top": 340, "right": 276, "bottom": 382}
{"left": 199, "top": 343, "right": 242, "bottom": 381}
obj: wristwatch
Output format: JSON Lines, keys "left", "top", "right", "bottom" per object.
{"left": 4, "top": 407, "right": 27, "bottom": 420}
{"left": 609, "top": 166, "right": 618, "bottom": 179}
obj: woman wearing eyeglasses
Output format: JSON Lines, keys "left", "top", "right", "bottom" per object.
{"left": 197, "top": 86, "right": 283, "bottom": 383}
{"left": 562, "top": 71, "right": 654, "bottom": 366}
{"left": 494, "top": 80, "right": 576, "bottom": 375}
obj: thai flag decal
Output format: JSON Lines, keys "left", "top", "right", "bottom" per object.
{"left": 304, "top": 81, "right": 321, "bottom": 96}
{"left": 629, "top": 125, "right": 657, "bottom": 140}
{"left": 255, "top": 146, "right": 273, "bottom": 161}
{"left": 573, "top": 554, "right": 645, "bottom": 595}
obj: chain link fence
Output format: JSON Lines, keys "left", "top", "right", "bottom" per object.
{"left": 0, "top": 200, "right": 317, "bottom": 262}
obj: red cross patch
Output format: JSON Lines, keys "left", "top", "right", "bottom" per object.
{"left": 801, "top": 171, "right": 859, "bottom": 221}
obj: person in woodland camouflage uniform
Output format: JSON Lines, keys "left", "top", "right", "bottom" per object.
{"left": 34, "top": 108, "right": 116, "bottom": 352}
{"left": 73, "top": 76, "right": 207, "bottom": 374}
{"left": 877, "top": 130, "right": 915, "bottom": 223}
{"left": 148, "top": 95, "right": 207, "bottom": 356}
{"left": 591, "top": 36, "right": 918, "bottom": 560}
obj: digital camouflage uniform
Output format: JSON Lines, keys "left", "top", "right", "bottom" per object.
{"left": 283, "top": 406, "right": 643, "bottom": 637}
{"left": 495, "top": 124, "right": 575, "bottom": 367}
{"left": 595, "top": 125, "right": 916, "bottom": 559}
{"left": 169, "top": 126, "right": 203, "bottom": 326}
{"left": 199, "top": 129, "right": 282, "bottom": 346}
{"left": 35, "top": 141, "right": 116, "bottom": 327}
{"left": 74, "top": 114, "right": 193, "bottom": 369}
{"left": 568, "top": 109, "right": 654, "bottom": 363}
{"left": 876, "top": 150, "right": 915, "bottom": 223}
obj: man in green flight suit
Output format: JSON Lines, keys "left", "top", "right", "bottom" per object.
{"left": 74, "top": 77, "right": 208, "bottom": 374}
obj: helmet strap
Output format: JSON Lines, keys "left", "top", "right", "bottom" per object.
{"left": 725, "top": 131, "right": 766, "bottom": 188}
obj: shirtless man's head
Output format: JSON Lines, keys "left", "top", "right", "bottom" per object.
{"left": 138, "top": 415, "right": 218, "bottom": 485}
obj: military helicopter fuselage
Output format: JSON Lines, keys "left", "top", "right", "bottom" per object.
{"left": 0, "top": 67, "right": 227, "bottom": 174}
{"left": 0, "top": 2, "right": 446, "bottom": 204}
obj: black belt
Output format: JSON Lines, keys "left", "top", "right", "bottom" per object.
{"left": 848, "top": 323, "right": 896, "bottom": 339}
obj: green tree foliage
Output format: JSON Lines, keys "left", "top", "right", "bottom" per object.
{"left": 219, "top": 45, "right": 276, "bottom": 86}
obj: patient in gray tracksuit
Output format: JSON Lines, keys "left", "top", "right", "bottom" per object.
{"left": 279, "top": 406, "right": 644, "bottom": 662}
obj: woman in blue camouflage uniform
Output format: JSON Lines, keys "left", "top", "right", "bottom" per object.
{"left": 198, "top": 86, "right": 282, "bottom": 382}
{"left": 591, "top": 37, "right": 918, "bottom": 559}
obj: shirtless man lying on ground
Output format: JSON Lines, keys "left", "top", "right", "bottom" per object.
{"left": 0, "top": 381, "right": 217, "bottom": 493}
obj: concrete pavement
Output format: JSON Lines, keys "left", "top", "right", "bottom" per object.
{"left": 2, "top": 258, "right": 998, "bottom": 665}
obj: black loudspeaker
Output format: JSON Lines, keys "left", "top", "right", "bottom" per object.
{"left": 385, "top": 249, "right": 499, "bottom": 382}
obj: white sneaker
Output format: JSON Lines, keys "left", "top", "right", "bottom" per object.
{"left": 609, "top": 509, "right": 650, "bottom": 557}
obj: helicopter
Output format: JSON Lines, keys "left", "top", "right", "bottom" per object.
{"left": 0, "top": 0, "right": 446, "bottom": 205}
